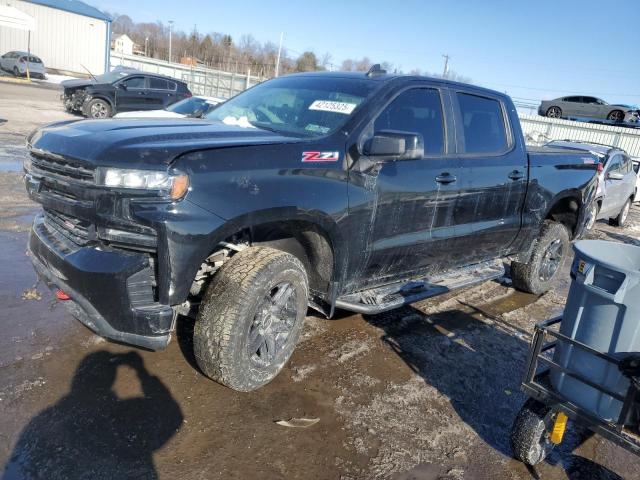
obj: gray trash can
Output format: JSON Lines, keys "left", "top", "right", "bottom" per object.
{"left": 551, "top": 239, "right": 640, "bottom": 422}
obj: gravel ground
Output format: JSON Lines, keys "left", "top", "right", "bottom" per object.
{"left": 0, "top": 81, "right": 638, "bottom": 480}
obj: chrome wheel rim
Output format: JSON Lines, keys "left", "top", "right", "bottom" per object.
{"left": 548, "top": 107, "right": 560, "bottom": 118}
{"left": 247, "top": 282, "right": 298, "bottom": 368}
{"left": 539, "top": 239, "right": 563, "bottom": 282}
{"left": 586, "top": 203, "right": 598, "bottom": 230}
{"left": 609, "top": 111, "right": 623, "bottom": 122}
{"left": 90, "top": 102, "right": 108, "bottom": 118}
{"left": 620, "top": 201, "right": 630, "bottom": 224}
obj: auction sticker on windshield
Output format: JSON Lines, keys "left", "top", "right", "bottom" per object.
{"left": 309, "top": 100, "right": 357, "bottom": 115}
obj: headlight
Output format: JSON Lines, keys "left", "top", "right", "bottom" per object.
{"left": 97, "top": 168, "right": 189, "bottom": 200}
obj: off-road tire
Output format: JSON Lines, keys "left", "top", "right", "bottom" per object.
{"left": 86, "top": 98, "right": 112, "bottom": 119}
{"left": 511, "top": 221, "right": 570, "bottom": 294}
{"left": 610, "top": 198, "right": 631, "bottom": 227}
{"left": 510, "top": 398, "right": 554, "bottom": 466}
{"left": 194, "top": 247, "right": 308, "bottom": 391}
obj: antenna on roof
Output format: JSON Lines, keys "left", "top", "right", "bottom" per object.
{"left": 366, "top": 64, "right": 387, "bottom": 77}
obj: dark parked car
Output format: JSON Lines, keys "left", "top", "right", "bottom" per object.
{"left": 61, "top": 70, "right": 191, "bottom": 118}
{"left": 25, "top": 69, "right": 599, "bottom": 391}
{"left": 539, "top": 96, "right": 635, "bottom": 122}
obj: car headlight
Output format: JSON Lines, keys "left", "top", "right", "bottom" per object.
{"left": 96, "top": 168, "right": 189, "bottom": 200}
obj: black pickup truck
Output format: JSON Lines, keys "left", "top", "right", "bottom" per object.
{"left": 25, "top": 68, "right": 599, "bottom": 391}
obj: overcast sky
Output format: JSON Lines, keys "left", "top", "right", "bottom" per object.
{"left": 92, "top": 0, "right": 640, "bottom": 105}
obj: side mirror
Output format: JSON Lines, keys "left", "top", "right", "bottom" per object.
{"left": 607, "top": 171, "right": 624, "bottom": 180}
{"left": 191, "top": 108, "right": 204, "bottom": 118}
{"left": 118, "top": 83, "right": 127, "bottom": 90}
{"left": 363, "top": 131, "right": 424, "bottom": 160}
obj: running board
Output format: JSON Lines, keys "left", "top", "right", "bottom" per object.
{"left": 335, "top": 259, "right": 505, "bottom": 314}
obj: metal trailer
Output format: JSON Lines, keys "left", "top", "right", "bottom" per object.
{"left": 510, "top": 316, "right": 640, "bottom": 465}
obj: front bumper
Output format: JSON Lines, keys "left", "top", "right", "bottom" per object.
{"left": 29, "top": 214, "right": 174, "bottom": 350}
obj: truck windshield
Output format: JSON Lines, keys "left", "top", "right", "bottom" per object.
{"left": 204, "top": 76, "right": 380, "bottom": 137}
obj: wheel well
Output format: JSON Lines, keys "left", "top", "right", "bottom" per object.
{"left": 249, "top": 221, "right": 334, "bottom": 295}
{"left": 546, "top": 196, "right": 580, "bottom": 238}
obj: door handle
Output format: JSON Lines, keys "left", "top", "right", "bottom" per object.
{"left": 435, "top": 173, "right": 457, "bottom": 184}
{"left": 508, "top": 170, "right": 524, "bottom": 180}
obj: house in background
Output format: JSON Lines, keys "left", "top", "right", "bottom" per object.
{"left": 112, "top": 33, "right": 134, "bottom": 55}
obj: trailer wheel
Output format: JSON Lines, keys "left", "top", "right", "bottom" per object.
{"left": 194, "top": 247, "right": 308, "bottom": 391}
{"left": 511, "top": 221, "right": 570, "bottom": 294}
{"left": 510, "top": 398, "right": 554, "bottom": 466}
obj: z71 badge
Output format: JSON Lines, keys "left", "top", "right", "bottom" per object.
{"left": 302, "top": 151, "right": 340, "bottom": 162}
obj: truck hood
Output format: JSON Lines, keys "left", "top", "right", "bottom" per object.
{"left": 28, "top": 118, "right": 303, "bottom": 169}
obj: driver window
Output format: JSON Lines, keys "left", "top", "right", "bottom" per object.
{"left": 373, "top": 89, "right": 444, "bottom": 155}
{"left": 607, "top": 155, "right": 621, "bottom": 173}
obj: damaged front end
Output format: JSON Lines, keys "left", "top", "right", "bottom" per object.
{"left": 62, "top": 88, "right": 89, "bottom": 113}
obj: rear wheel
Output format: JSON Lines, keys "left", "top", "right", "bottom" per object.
{"left": 194, "top": 247, "right": 308, "bottom": 391}
{"left": 12, "top": 66, "right": 20, "bottom": 77}
{"left": 511, "top": 398, "right": 554, "bottom": 466}
{"left": 607, "top": 110, "right": 624, "bottom": 122}
{"left": 511, "top": 221, "right": 570, "bottom": 294}
{"left": 546, "top": 106, "right": 562, "bottom": 118}
{"left": 610, "top": 198, "right": 631, "bottom": 227}
{"left": 87, "top": 98, "right": 111, "bottom": 119}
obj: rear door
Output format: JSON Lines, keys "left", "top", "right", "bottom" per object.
{"left": 351, "top": 86, "right": 463, "bottom": 285}
{"left": 148, "top": 77, "right": 178, "bottom": 108}
{"left": 115, "top": 76, "right": 149, "bottom": 111}
{"left": 562, "top": 96, "right": 583, "bottom": 117}
{"left": 452, "top": 90, "right": 528, "bottom": 264}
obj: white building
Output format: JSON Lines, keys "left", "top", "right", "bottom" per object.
{"left": 0, "top": 0, "right": 111, "bottom": 75}
{"left": 112, "top": 33, "right": 133, "bottom": 55}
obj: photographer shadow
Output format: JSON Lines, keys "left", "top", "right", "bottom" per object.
{"left": 2, "top": 350, "right": 183, "bottom": 480}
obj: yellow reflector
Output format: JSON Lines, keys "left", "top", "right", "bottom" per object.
{"left": 550, "top": 411, "right": 568, "bottom": 445}
{"left": 170, "top": 175, "right": 190, "bottom": 200}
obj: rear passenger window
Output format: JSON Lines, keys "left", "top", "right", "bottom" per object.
{"left": 373, "top": 89, "right": 445, "bottom": 155}
{"left": 149, "top": 78, "right": 169, "bottom": 90}
{"left": 457, "top": 93, "right": 508, "bottom": 154}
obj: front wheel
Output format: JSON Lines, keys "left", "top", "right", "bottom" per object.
{"left": 194, "top": 247, "right": 308, "bottom": 391}
{"left": 511, "top": 221, "right": 570, "bottom": 294}
{"left": 86, "top": 98, "right": 111, "bottom": 118}
{"left": 610, "top": 198, "right": 631, "bottom": 227}
{"left": 607, "top": 110, "right": 624, "bottom": 122}
{"left": 510, "top": 399, "right": 554, "bottom": 466}
{"left": 585, "top": 201, "right": 599, "bottom": 231}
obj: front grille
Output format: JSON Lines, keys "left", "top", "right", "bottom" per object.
{"left": 30, "top": 151, "right": 95, "bottom": 184}
{"left": 44, "top": 209, "right": 93, "bottom": 246}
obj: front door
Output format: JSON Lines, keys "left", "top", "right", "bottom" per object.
{"left": 451, "top": 90, "right": 528, "bottom": 264}
{"left": 601, "top": 153, "right": 623, "bottom": 216}
{"left": 115, "top": 76, "right": 150, "bottom": 111}
{"left": 347, "top": 87, "right": 462, "bottom": 289}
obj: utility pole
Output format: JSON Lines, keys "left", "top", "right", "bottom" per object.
{"left": 275, "top": 32, "right": 283, "bottom": 77}
{"left": 168, "top": 20, "right": 174, "bottom": 63}
{"left": 442, "top": 54, "right": 450, "bottom": 78}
